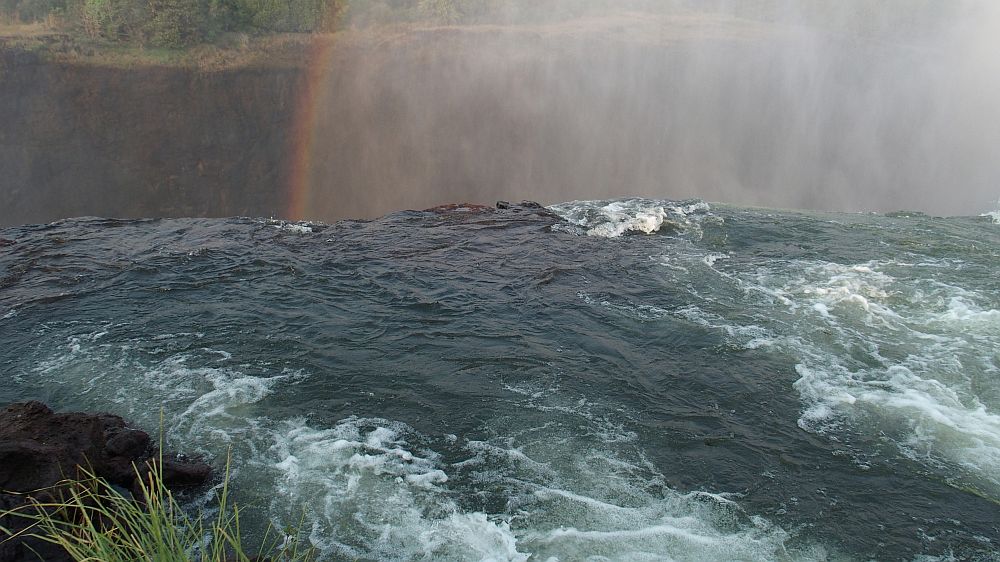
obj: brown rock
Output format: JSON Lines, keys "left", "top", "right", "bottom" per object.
{"left": 0, "top": 401, "right": 212, "bottom": 562}
{"left": 104, "top": 427, "right": 151, "bottom": 458}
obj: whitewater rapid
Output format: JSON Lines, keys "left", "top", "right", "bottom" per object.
{"left": 22, "top": 324, "right": 837, "bottom": 561}
{"left": 553, "top": 199, "right": 1000, "bottom": 502}
{"left": 2, "top": 203, "right": 997, "bottom": 560}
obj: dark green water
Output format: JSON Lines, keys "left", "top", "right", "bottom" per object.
{"left": 1, "top": 200, "right": 998, "bottom": 560}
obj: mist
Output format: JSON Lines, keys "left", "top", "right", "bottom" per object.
{"left": 3, "top": 1, "right": 999, "bottom": 226}
{"left": 300, "top": 0, "right": 1000, "bottom": 221}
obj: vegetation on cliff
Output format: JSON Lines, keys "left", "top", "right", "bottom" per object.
{"left": 1, "top": 0, "right": 959, "bottom": 51}
{"left": 0, "top": 0, "right": 650, "bottom": 48}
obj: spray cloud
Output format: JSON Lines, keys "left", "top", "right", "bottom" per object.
{"left": 298, "top": 0, "right": 1000, "bottom": 220}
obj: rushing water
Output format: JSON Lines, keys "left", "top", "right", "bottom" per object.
{"left": 1, "top": 200, "right": 998, "bottom": 561}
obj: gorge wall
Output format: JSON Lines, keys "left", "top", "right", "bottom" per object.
{"left": 0, "top": 46, "right": 301, "bottom": 226}
{"left": 2, "top": 9, "right": 998, "bottom": 227}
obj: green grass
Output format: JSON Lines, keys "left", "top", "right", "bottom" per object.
{"left": 0, "top": 453, "right": 316, "bottom": 562}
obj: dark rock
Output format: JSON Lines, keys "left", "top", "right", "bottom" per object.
{"left": 0, "top": 401, "right": 211, "bottom": 562}
{"left": 135, "top": 455, "right": 214, "bottom": 492}
{"left": 500, "top": 200, "right": 561, "bottom": 220}
{"left": 102, "top": 454, "right": 142, "bottom": 485}
{"left": 0, "top": 401, "right": 141, "bottom": 489}
{"left": 0, "top": 401, "right": 211, "bottom": 491}
{"left": 0, "top": 493, "right": 72, "bottom": 562}
{"left": 428, "top": 200, "right": 557, "bottom": 218}
{"left": 424, "top": 202, "right": 495, "bottom": 214}
{"left": 0, "top": 239, "right": 14, "bottom": 247}
{"left": 104, "top": 427, "right": 151, "bottom": 458}
{"left": 0, "top": 440, "right": 63, "bottom": 491}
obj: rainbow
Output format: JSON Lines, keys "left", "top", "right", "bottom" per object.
{"left": 285, "top": 35, "right": 339, "bottom": 222}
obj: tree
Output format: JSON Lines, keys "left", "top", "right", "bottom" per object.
{"left": 417, "top": 0, "right": 458, "bottom": 24}
{"left": 146, "top": 0, "right": 203, "bottom": 47}
{"left": 77, "top": 0, "right": 145, "bottom": 40}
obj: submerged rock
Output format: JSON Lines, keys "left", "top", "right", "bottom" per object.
{"left": 421, "top": 200, "right": 562, "bottom": 222}
{"left": 497, "top": 200, "right": 562, "bottom": 219}
{"left": 0, "top": 401, "right": 211, "bottom": 562}
{"left": 424, "top": 202, "right": 495, "bottom": 214}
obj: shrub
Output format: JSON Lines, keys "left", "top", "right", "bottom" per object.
{"left": 234, "top": 0, "right": 342, "bottom": 32}
{"left": 0, "top": 0, "right": 64, "bottom": 23}
{"left": 417, "top": 0, "right": 457, "bottom": 24}
{"left": 71, "top": 0, "right": 146, "bottom": 40}
{"left": 145, "top": 0, "right": 205, "bottom": 47}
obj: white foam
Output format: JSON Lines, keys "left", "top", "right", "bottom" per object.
{"left": 980, "top": 199, "right": 1000, "bottom": 224}
{"left": 27, "top": 328, "right": 303, "bottom": 456}
{"left": 263, "top": 218, "right": 318, "bottom": 234}
{"left": 549, "top": 198, "right": 713, "bottom": 238}
{"left": 470, "top": 439, "right": 828, "bottom": 562}
{"left": 703, "top": 253, "right": 730, "bottom": 267}
{"left": 577, "top": 291, "right": 670, "bottom": 321}
{"left": 24, "top": 324, "right": 830, "bottom": 560}
{"left": 692, "top": 258, "right": 1000, "bottom": 496}
{"left": 588, "top": 203, "right": 671, "bottom": 237}
{"left": 672, "top": 304, "right": 773, "bottom": 348}
{"left": 151, "top": 332, "right": 205, "bottom": 340}
{"left": 933, "top": 297, "right": 1000, "bottom": 328}
{"left": 253, "top": 370, "right": 828, "bottom": 560}
{"left": 282, "top": 224, "right": 313, "bottom": 234}
{"left": 265, "top": 418, "right": 530, "bottom": 561}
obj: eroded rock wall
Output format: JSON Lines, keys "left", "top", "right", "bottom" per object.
{"left": 0, "top": 49, "right": 300, "bottom": 226}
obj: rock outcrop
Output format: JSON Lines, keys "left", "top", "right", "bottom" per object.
{"left": 0, "top": 401, "right": 211, "bottom": 562}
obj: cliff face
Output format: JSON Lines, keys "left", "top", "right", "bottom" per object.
{"left": 3, "top": 11, "right": 994, "bottom": 226}
{"left": 0, "top": 48, "right": 301, "bottom": 226}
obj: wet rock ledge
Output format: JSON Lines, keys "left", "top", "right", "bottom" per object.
{"left": 0, "top": 401, "right": 211, "bottom": 562}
